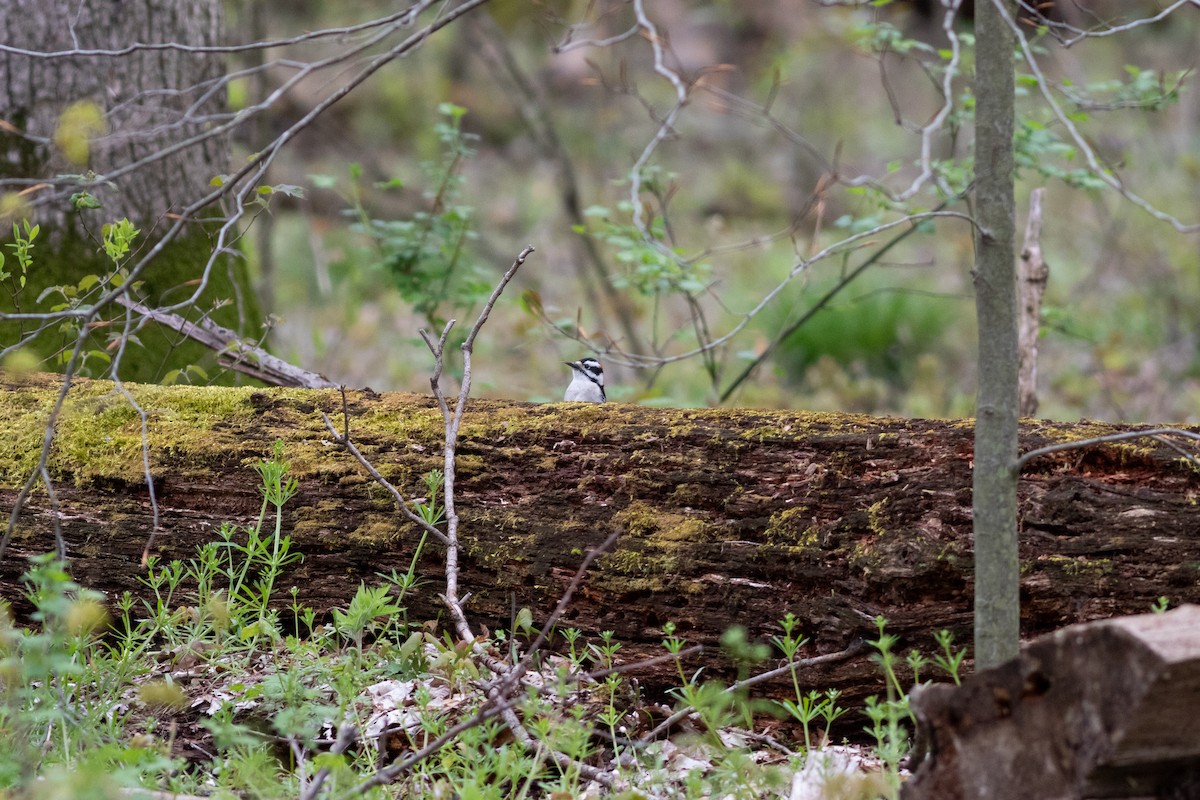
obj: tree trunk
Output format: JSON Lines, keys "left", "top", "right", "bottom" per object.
{"left": 0, "top": 0, "right": 258, "bottom": 383}
{"left": 2, "top": 375, "right": 1199, "bottom": 706}
{"left": 972, "top": 0, "right": 1020, "bottom": 669}
{"left": 0, "top": 0, "right": 226, "bottom": 225}
{"left": 1018, "top": 188, "right": 1048, "bottom": 418}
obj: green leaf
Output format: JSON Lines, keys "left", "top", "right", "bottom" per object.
{"left": 437, "top": 102, "right": 467, "bottom": 121}
{"left": 70, "top": 191, "right": 102, "bottom": 209}
{"left": 398, "top": 630, "right": 422, "bottom": 662}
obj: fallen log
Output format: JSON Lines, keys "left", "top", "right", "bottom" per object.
{"left": 2, "top": 373, "right": 1199, "bottom": 705}
{"left": 903, "top": 604, "right": 1200, "bottom": 799}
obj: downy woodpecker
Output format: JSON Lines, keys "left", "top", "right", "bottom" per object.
{"left": 563, "top": 357, "right": 606, "bottom": 402}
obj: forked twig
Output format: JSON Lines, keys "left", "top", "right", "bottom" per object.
{"left": 321, "top": 388, "right": 450, "bottom": 547}
{"left": 419, "top": 245, "right": 534, "bottom": 642}
{"left": 416, "top": 245, "right": 619, "bottom": 788}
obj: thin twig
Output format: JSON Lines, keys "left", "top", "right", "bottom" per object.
{"left": 718, "top": 192, "right": 972, "bottom": 403}
{"left": 412, "top": 245, "right": 617, "bottom": 789}
{"left": 1149, "top": 434, "right": 1200, "bottom": 471}
{"left": 335, "top": 697, "right": 514, "bottom": 799}
{"left": 299, "top": 722, "right": 357, "bottom": 800}
{"left": 107, "top": 303, "right": 163, "bottom": 565}
{"left": 1, "top": 334, "right": 88, "bottom": 560}
{"left": 321, "top": 386, "right": 450, "bottom": 547}
{"left": 582, "top": 643, "right": 705, "bottom": 683}
{"left": 1014, "top": 427, "right": 1200, "bottom": 472}
{"left": 39, "top": 465, "right": 64, "bottom": 560}
{"left": 640, "top": 641, "right": 868, "bottom": 743}
{"left": 486, "top": 529, "right": 622, "bottom": 697}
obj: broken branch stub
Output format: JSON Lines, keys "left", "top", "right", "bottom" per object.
{"left": 904, "top": 604, "right": 1200, "bottom": 800}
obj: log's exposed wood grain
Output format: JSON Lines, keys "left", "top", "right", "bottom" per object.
{"left": 2, "top": 374, "right": 1199, "bottom": 705}
{"left": 904, "top": 605, "right": 1200, "bottom": 800}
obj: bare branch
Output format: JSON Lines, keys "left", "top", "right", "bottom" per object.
{"left": 108, "top": 307, "right": 163, "bottom": 566}
{"left": 1032, "top": 0, "right": 1198, "bottom": 47}
{"left": 627, "top": 0, "right": 689, "bottom": 238}
{"left": 488, "top": 530, "right": 621, "bottom": 697}
{"left": 554, "top": 24, "right": 641, "bottom": 54}
{"left": 114, "top": 296, "right": 338, "bottom": 389}
{"left": 893, "top": 0, "right": 965, "bottom": 202}
{"left": 1, "top": 334, "right": 89, "bottom": 560}
{"left": 335, "top": 698, "right": 513, "bottom": 799}
{"left": 299, "top": 721, "right": 357, "bottom": 800}
{"left": 0, "top": 6, "right": 429, "bottom": 59}
{"left": 417, "top": 246, "right": 534, "bottom": 642}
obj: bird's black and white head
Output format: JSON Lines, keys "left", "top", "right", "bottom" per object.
{"left": 563, "top": 357, "right": 606, "bottom": 402}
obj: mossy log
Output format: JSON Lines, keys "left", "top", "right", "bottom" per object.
{"left": 2, "top": 373, "right": 1199, "bottom": 704}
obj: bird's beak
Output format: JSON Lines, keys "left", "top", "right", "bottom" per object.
{"left": 564, "top": 361, "right": 577, "bottom": 368}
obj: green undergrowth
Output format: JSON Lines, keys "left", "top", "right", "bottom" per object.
{"left": 0, "top": 443, "right": 967, "bottom": 799}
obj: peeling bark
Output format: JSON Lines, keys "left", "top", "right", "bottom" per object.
{"left": 2, "top": 374, "right": 1199, "bottom": 705}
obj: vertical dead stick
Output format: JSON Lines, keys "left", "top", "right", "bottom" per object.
{"left": 1018, "top": 188, "right": 1049, "bottom": 417}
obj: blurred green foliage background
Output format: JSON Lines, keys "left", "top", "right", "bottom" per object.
{"left": 232, "top": 0, "right": 1200, "bottom": 422}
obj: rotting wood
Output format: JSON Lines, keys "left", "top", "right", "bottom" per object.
{"left": 903, "top": 604, "right": 1200, "bottom": 800}
{"left": 2, "top": 373, "right": 1200, "bottom": 707}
